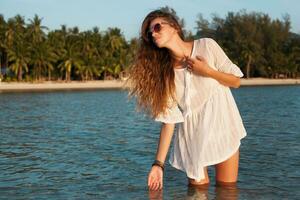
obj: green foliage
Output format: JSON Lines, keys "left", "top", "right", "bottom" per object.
{"left": 195, "top": 9, "right": 299, "bottom": 78}
{"left": 0, "top": 10, "right": 299, "bottom": 82}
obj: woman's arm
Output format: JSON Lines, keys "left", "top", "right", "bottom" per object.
{"left": 148, "top": 122, "right": 175, "bottom": 191}
{"left": 207, "top": 68, "right": 241, "bottom": 88}
{"left": 155, "top": 123, "right": 176, "bottom": 163}
{"left": 186, "top": 56, "right": 241, "bottom": 88}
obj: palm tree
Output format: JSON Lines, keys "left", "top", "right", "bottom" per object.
{"left": 30, "top": 41, "right": 57, "bottom": 81}
{"left": 107, "top": 64, "right": 121, "bottom": 79}
{"left": 7, "top": 46, "right": 30, "bottom": 81}
{"left": 58, "top": 41, "right": 81, "bottom": 81}
{"left": 101, "top": 28, "right": 126, "bottom": 79}
{"left": 6, "top": 15, "right": 30, "bottom": 81}
{"left": 76, "top": 31, "right": 100, "bottom": 80}
{"left": 287, "top": 41, "right": 300, "bottom": 78}
{"left": 3, "top": 18, "right": 15, "bottom": 79}
{"left": 0, "top": 14, "right": 7, "bottom": 80}
{"left": 76, "top": 64, "right": 100, "bottom": 81}
{"left": 239, "top": 41, "right": 261, "bottom": 79}
{"left": 27, "top": 14, "right": 54, "bottom": 81}
{"left": 5, "top": 19, "right": 14, "bottom": 49}
{"left": 47, "top": 29, "right": 66, "bottom": 80}
{"left": 27, "top": 14, "right": 48, "bottom": 43}
{"left": 121, "top": 37, "right": 138, "bottom": 79}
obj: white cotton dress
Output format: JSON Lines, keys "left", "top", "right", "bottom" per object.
{"left": 154, "top": 37, "right": 247, "bottom": 182}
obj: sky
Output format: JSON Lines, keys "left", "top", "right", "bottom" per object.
{"left": 1, "top": 0, "right": 299, "bottom": 40}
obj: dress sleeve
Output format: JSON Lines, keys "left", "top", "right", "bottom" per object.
{"left": 207, "top": 38, "right": 244, "bottom": 77}
{"left": 154, "top": 97, "right": 184, "bottom": 124}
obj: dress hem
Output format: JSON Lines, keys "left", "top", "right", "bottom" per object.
{"left": 169, "top": 136, "right": 245, "bottom": 181}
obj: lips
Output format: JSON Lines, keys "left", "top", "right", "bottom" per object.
{"left": 154, "top": 38, "right": 161, "bottom": 43}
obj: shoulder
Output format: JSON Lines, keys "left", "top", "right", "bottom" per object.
{"left": 200, "top": 37, "right": 218, "bottom": 46}
{"left": 194, "top": 37, "right": 216, "bottom": 42}
{"left": 193, "top": 37, "right": 218, "bottom": 49}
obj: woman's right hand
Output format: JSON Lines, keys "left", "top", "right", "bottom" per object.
{"left": 148, "top": 165, "right": 163, "bottom": 190}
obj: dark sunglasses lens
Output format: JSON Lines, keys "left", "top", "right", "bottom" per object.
{"left": 153, "top": 23, "right": 161, "bottom": 32}
{"left": 147, "top": 23, "right": 163, "bottom": 39}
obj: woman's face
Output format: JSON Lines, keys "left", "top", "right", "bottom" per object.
{"left": 148, "top": 17, "right": 178, "bottom": 48}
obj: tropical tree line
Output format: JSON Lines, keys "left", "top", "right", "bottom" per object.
{"left": 195, "top": 9, "right": 300, "bottom": 78}
{"left": 0, "top": 8, "right": 299, "bottom": 82}
{"left": 0, "top": 14, "right": 137, "bottom": 82}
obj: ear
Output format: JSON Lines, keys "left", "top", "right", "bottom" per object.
{"left": 172, "top": 26, "right": 180, "bottom": 35}
{"left": 174, "top": 25, "right": 180, "bottom": 33}
{"left": 170, "top": 28, "right": 178, "bottom": 36}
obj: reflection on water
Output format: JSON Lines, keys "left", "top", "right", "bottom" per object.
{"left": 148, "top": 189, "right": 163, "bottom": 200}
{"left": 186, "top": 186, "right": 209, "bottom": 200}
{"left": 214, "top": 185, "right": 239, "bottom": 200}
{"left": 148, "top": 184, "right": 239, "bottom": 200}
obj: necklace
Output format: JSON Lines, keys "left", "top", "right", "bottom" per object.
{"left": 173, "top": 41, "right": 194, "bottom": 69}
{"left": 179, "top": 56, "right": 190, "bottom": 69}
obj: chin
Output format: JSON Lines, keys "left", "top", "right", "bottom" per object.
{"left": 155, "top": 39, "right": 166, "bottom": 48}
{"left": 155, "top": 43, "right": 163, "bottom": 48}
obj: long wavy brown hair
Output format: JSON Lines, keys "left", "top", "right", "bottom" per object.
{"left": 126, "top": 9, "right": 185, "bottom": 119}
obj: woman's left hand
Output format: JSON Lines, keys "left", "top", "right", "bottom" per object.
{"left": 185, "top": 56, "right": 214, "bottom": 77}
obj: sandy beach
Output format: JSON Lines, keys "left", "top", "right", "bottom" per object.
{"left": 0, "top": 78, "right": 299, "bottom": 92}
{"left": 240, "top": 78, "right": 300, "bottom": 86}
{"left": 0, "top": 80, "right": 128, "bottom": 92}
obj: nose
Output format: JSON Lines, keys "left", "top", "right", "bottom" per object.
{"left": 152, "top": 31, "right": 158, "bottom": 37}
{"left": 151, "top": 32, "right": 160, "bottom": 42}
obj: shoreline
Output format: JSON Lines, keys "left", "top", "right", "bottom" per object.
{"left": 0, "top": 78, "right": 300, "bottom": 92}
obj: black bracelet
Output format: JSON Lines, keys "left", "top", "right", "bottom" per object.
{"left": 152, "top": 160, "right": 165, "bottom": 171}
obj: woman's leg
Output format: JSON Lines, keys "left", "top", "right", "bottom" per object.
{"left": 215, "top": 148, "right": 239, "bottom": 186}
{"left": 188, "top": 166, "right": 210, "bottom": 188}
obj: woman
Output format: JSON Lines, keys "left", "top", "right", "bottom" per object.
{"left": 127, "top": 9, "right": 247, "bottom": 191}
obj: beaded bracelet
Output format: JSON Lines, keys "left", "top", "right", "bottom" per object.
{"left": 152, "top": 160, "right": 165, "bottom": 171}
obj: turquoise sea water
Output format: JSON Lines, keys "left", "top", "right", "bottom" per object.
{"left": 0, "top": 86, "right": 299, "bottom": 199}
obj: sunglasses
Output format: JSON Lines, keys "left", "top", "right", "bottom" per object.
{"left": 147, "top": 22, "right": 171, "bottom": 36}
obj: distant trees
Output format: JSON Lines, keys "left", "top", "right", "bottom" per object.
{"left": 0, "top": 9, "right": 299, "bottom": 82}
{"left": 195, "top": 9, "right": 300, "bottom": 78}
{"left": 0, "top": 14, "right": 135, "bottom": 82}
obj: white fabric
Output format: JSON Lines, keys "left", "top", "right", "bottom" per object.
{"left": 154, "top": 37, "right": 247, "bottom": 182}
{"left": 154, "top": 97, "right": 185, "bottom": 124}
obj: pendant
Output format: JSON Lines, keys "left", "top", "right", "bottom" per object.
{"left": 180, "top": 56, "right": 190, "bottom": 69}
